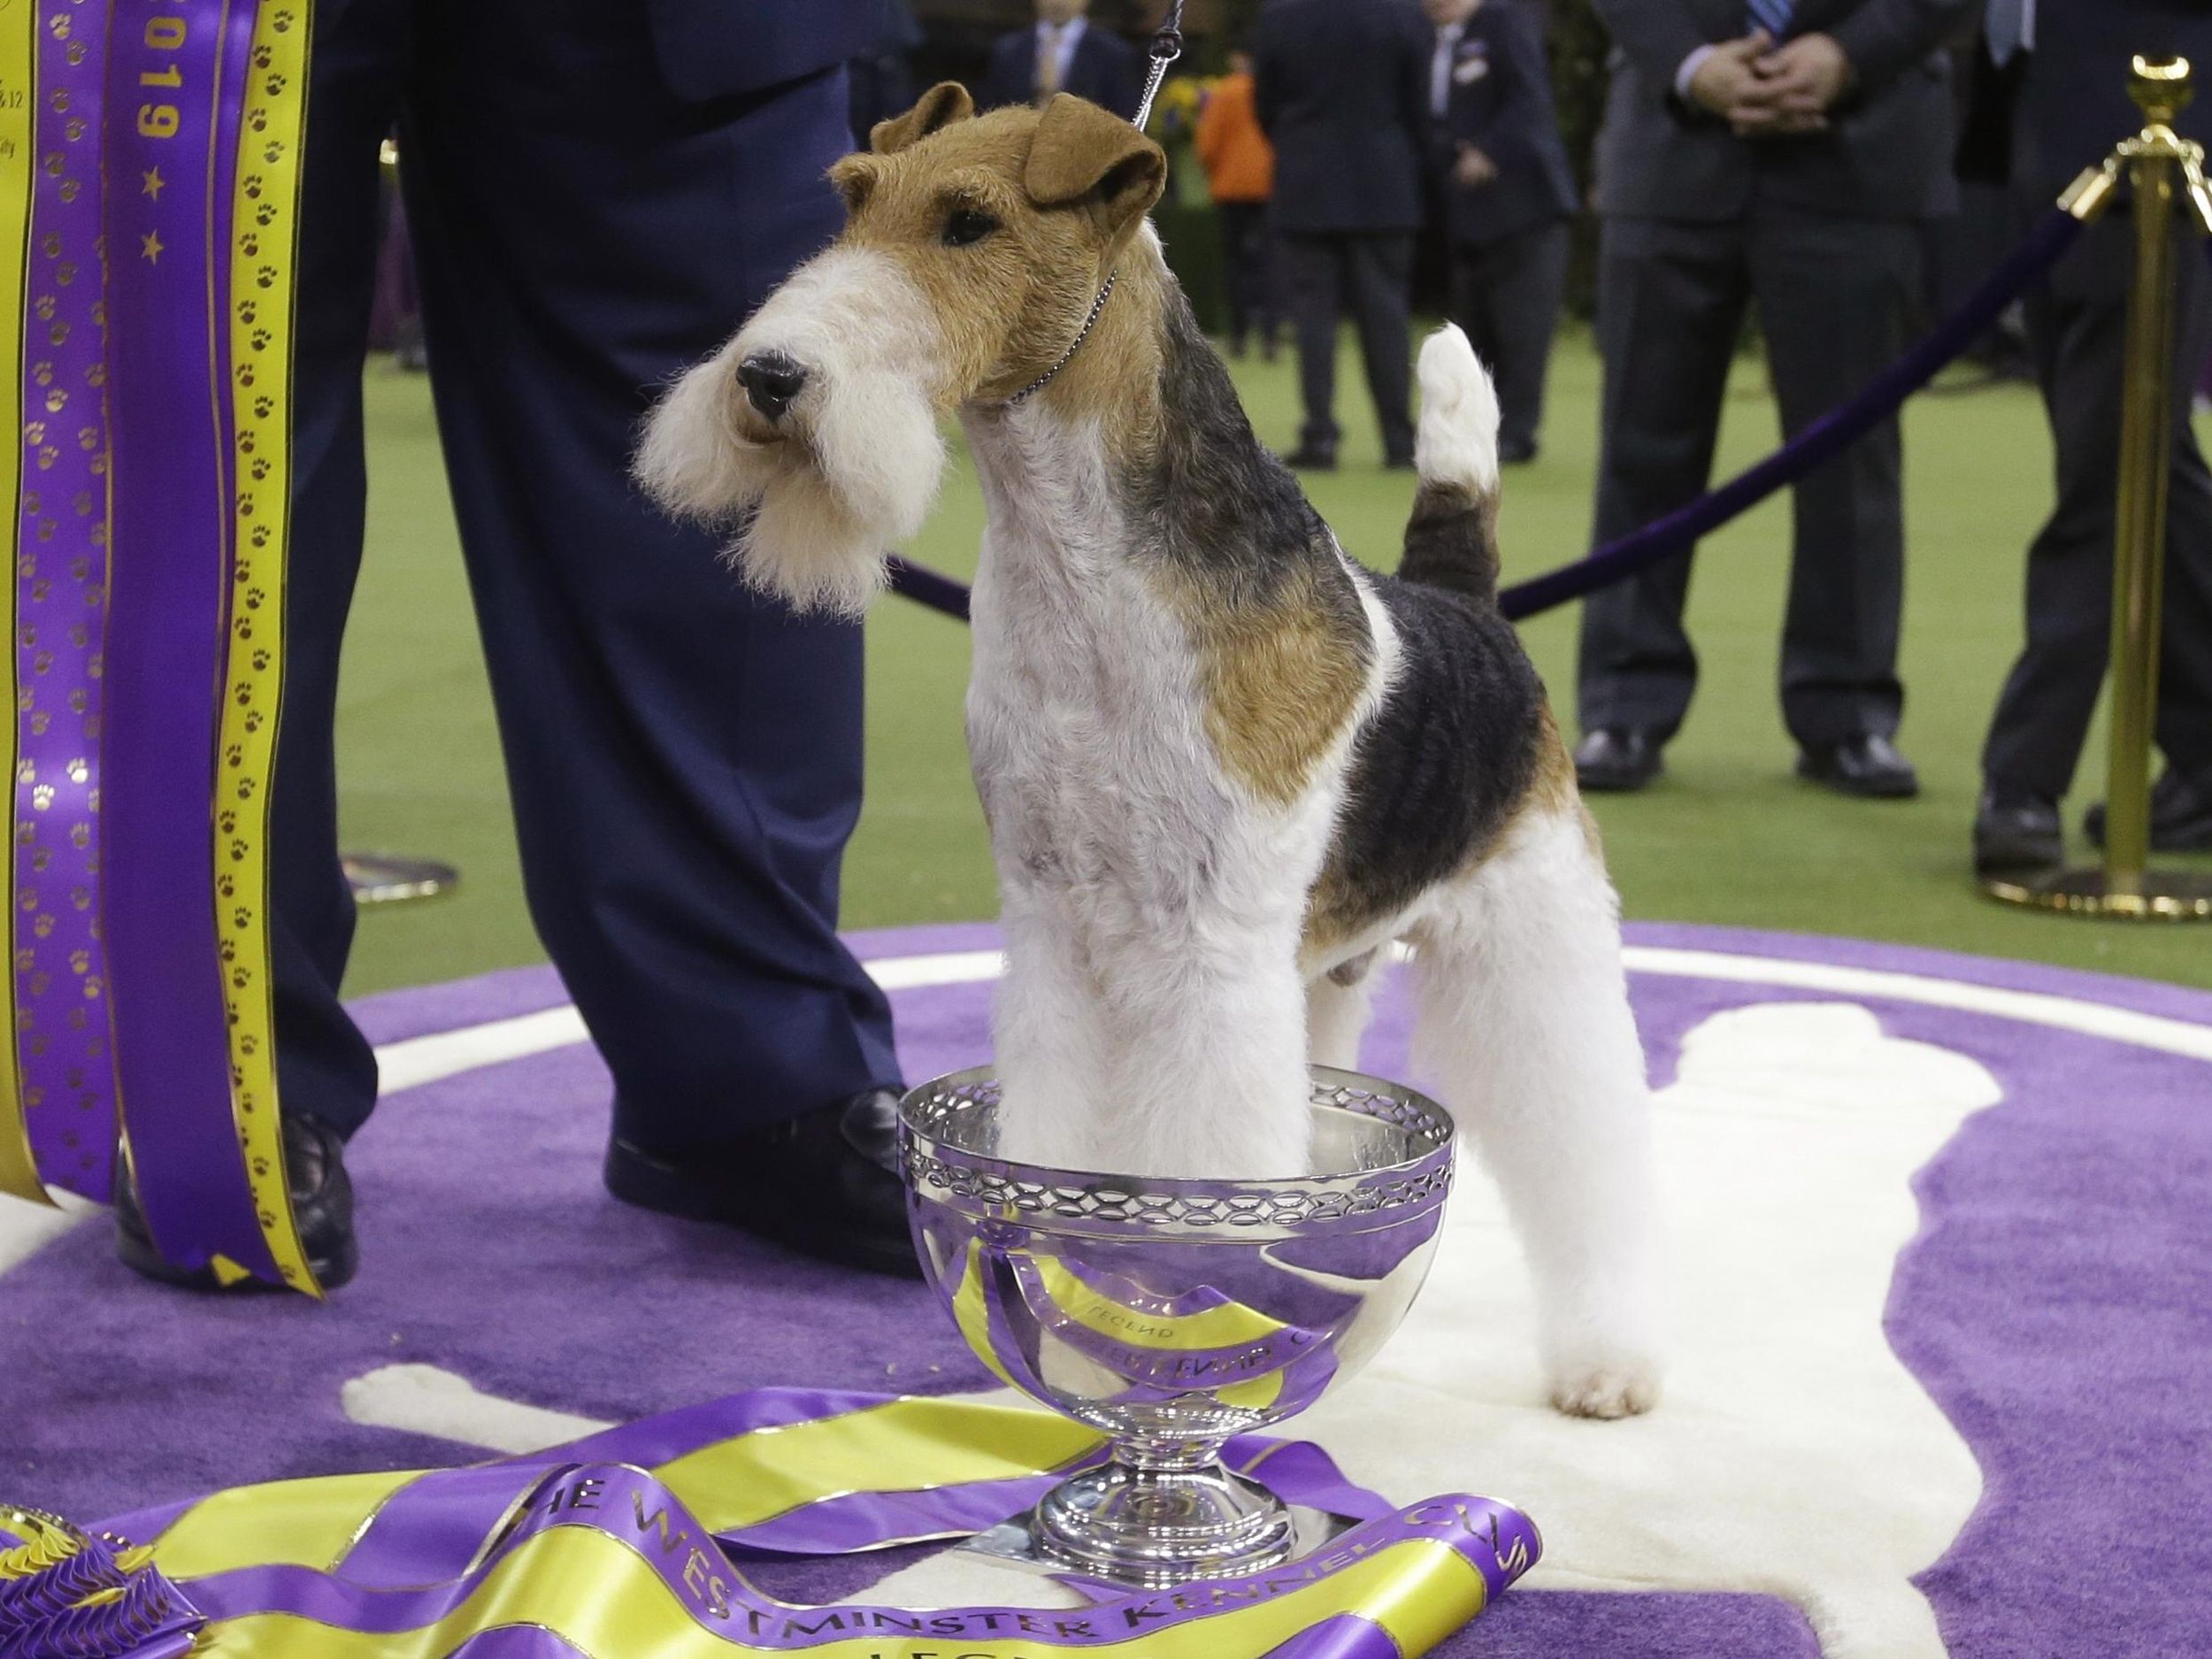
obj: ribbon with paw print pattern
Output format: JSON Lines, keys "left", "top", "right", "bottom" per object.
{"left": 0, "top": 0, "right": 319, "bottom": 1294}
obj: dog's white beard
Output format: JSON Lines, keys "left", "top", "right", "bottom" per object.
{"left": 635, "top": 249, "right": 948, "bottom": 619}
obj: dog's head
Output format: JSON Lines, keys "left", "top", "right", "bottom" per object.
{"left": 635, "top": 84, "right": 1168, "bottom": 617}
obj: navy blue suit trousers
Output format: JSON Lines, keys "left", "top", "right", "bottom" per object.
{"left": 276, "top": 0, "right": 901, "bottom": 1153}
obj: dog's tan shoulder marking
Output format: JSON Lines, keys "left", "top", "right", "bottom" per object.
{"left": 1176, "top": 561, "right": 1371, "bottom": 810}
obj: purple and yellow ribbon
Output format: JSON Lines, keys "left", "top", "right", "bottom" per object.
{"left": 0, "top": 0, "right": 316, "bottom": 1289}
{"left": 14, "top": 0, "right": 119, "bottom": 1208}
{"left": 0, "top": 0, "right": 43, "bottom": 1209}
{"left": 213, "top": 0, "right": 313, "bottom": 1294}
{"left": 5, "top": 1388, "right": 1540, "bottom": 1659}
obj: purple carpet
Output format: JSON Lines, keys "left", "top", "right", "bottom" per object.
{"left": 4, "top": 921, "right": 2210, "bottom": 1659}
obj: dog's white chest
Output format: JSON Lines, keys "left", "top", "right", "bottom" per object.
{"left": 965, "top": 519, "right": 1229, "bottom": 908}
{"left": 957, "top": 410, "right": 1356, "bottom": 953}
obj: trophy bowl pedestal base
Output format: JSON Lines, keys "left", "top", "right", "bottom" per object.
{"left": 962, "top": 1469, "right": 1351, "bottom": 1589}
{"left": 1030, "top": 1458, "right": 1295, "bottom": 1587}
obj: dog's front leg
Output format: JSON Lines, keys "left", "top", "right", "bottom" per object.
{"left": 1082, "top": 906, "right": 1317, "bottom": 1182}
{"left": 990, "top": 900, "right": 1115, "bottom": 1171}
{"left": 1304, "top": 955, "right": 1379, "bottom": 1071}
{"left": 995, "top": 902, "right": 1317, "bottom": 1181}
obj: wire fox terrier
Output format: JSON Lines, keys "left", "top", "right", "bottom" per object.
{"left": 638, "top": 86, "right": 1663, "bottom": 1417}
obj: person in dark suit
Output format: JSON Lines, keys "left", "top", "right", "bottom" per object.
{"left": 850, "top": 0, "right": 925, "bottom": 150}
{"left": 1573, "top": 0, "right": 1971, "bottom": 799}
{"left": 1255, "top": 0, "right": 1433, "bottom": 471}
{"left": 979, "top": 0, "right": 1144, "bottom": 121}
{"left": 1968, "top": 0, "right": 2212, "bottom": 871}
{"left": 1425, "top": 0, "right": 1580, "bottom": 464}
{"left": 115, "top": 0, "right": 917, "bottom": 1291}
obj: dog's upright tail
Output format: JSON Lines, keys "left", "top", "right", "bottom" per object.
{"left": 1400, "top": 325, "right": 1504, "bottom": 603}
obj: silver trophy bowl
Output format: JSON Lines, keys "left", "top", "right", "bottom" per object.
{"left": 899, "top": 1066, "right": 1455, "bottom": 1587}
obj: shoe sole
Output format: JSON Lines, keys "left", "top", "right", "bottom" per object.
{"left": 2085, "top": 818, "right": 2212, "bottom": 854}
{"left": 1574, "top": 763, "right": 1660, "bottom": 794}
{"left": 117, "top": 1225, "right": 360, "bottom": 1293}
{"left": 1796, "top": 760, "right": 1920, "bottom": 800}
{"left": 1974, "top": 844, "right": 2065, "bottom": 878}
{"left": 604, "top": 1142, "right": 923, "bottom": 1281}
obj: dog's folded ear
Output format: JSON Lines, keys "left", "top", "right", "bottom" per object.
{"left": 1024, "top": 94, "right": 1168, "bottom": 258}
{"left": 871, "top": 82, "right": 976, "bottom": 155}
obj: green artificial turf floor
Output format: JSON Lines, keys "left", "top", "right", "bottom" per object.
{"left": 336, "top": 328, "right": 2212, "bottom": 996}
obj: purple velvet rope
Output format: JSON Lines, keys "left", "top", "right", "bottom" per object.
{"left": 1495, "top": 206, "right": 2084, "bottom": 619}
{"left": 886, "top": 555, "right": 972, "bottom": 621}
{"left": 883, "top": 207, "right": 2086, "bottom": 626}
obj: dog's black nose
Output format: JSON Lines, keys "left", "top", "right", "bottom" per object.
{"left": 737, "top": 351, "right": 809, "bottom": 421}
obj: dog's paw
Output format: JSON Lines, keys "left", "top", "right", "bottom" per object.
{"left": 1547, "top": 1357, "right": 1663, "bottom": 1420}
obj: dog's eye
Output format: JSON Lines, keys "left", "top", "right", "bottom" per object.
{"left": 942, "top": 208, "right": 999, "bottom": 248}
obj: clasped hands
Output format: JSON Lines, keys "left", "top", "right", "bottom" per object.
{"left": 1454, "top": 143, "right": 1500, "bottom": 188}
{"left": 1689, "top": 30, "right": 1854, "bottom": 138}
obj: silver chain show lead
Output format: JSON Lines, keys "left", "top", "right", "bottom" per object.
{"left": 1005, "top": 1, "right": 1184, "bottom": 407}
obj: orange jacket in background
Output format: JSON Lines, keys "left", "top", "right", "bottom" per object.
{"left": 1195, "top": 72, "right": 1274, "bottom": 204}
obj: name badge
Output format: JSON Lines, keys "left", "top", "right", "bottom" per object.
{"left": 1455, "top": 54, "right": 1490, "bottom": 84}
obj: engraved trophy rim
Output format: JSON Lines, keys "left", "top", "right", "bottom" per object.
{"left": 897, "top": 1064, "right": 1457, "bottom": 1243}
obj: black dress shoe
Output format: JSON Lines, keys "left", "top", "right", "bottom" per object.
{"left": 1573, "top": 727, "right": 1663, "bottom": 793}
{"left": 1383, "top": 447, "right": 1417, "bottom": 472}
{"left": 1499, "top": 436, "right": 1539, "bottom": 465}
{"left": 605, "top": 1088, "right": 921, "bottom": 1279}
{"left": 1282, "top": 442, "right": 1337, "bottom": 472}
{"left": 1796, "top": 733, "right": 1920, "bottom": 799}
{"left": 1974, "top": 788, "right": 2064, "bottom": 875}
{"left": 116, "top": 1111, "right": 359, "bottom": 1291}
{"left": 2084, "top": 770, "right": 2212, "bottom": 852}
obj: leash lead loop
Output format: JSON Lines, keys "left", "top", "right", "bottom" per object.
{"left": 1008, "top": 2, "right": 1182, "bottom": 408}
{"left": 1133, "top": 1, "right": 1187, "bottom": 134}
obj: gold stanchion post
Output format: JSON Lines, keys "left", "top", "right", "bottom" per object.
{"left": 1985, "top": 56, "right": 2212, "bottom": 920}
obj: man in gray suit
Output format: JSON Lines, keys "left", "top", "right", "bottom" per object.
{"left": 1574, "top": 0, "right": 1970, "bottom": 796}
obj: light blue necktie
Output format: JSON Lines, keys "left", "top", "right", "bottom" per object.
{"left": 1747, "top": 0, "right": 1794, "bottom": 37}
{"left": 1985, "top": 0, "right": 2032, "bottom": 67}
